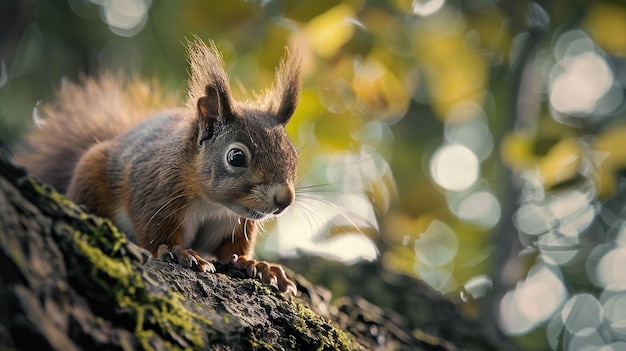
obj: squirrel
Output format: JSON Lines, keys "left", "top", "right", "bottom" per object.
{"left": 15, "top": 38, "right": 300, "bottom": 294}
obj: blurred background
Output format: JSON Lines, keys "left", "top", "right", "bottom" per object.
{"left": 2, "top": 0, "right": 626, "bottom": 350}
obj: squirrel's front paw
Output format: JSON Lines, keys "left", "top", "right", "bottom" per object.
{"left": 229, "top": 254, "right": 297, "bottom": 295}
{"left": 157, "top": 244, "right": 215, "bottom": 273}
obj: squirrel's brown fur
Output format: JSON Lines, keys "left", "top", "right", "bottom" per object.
{"left": 17, "top": 75, "right": 174, "bottom": 194}
{"left": 16, "top": 38, "right": 301, "bottom": 294}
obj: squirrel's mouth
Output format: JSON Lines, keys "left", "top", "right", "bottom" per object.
{"left": 227, "top": 204, "right": 270, "bottom": 220}
{"left": 245, "top": 208, "right": 267, "bottom": 220}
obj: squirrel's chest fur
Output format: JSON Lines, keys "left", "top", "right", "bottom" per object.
{"left": 113, "top": 199, "right": 237, "bottom": 257}
{"left": 181, "top": 200, "right": 239, "bottom": 257}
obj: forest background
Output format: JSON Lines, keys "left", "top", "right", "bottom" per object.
{"left": 2, "top": 1, "right": 626, "bottom": 350}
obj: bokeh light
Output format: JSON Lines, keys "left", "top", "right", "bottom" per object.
{"left": 548, "top": 29, "right": 623, "bottom": 126}
{"left": 296, "top": 233, "right": 379, "bottom": 264}
{"left": 561, "top": 294, "right": 604, "bottom": 336}
{"left": 514, "top": 203, "right": 554, "bottom": 236}
{"left": 429, "top": 144, "right": 479, "bottom": 192}
{"left": 456, "top": 191, "right": 500, "bottom": 229}
{"left": 499, "top": 263, "right": 567, "bottom": 336}
{"left": 603, "top": 293, "right": 626, "bottom": 339}
{"left": 411, "top": 0, "right": 446, "bottom": 17}
{"left": 415, "top": 263, "right": 456, "bottom": 293}
{"left": 414, "top": 219, "right": 457, "bottom": 267}
{"left": 462, "top": 274, "right": 492, "bottom": 300}
{"left": 550, "top": 51, "right": 613, "bottom": 115}
{"left": 448, "top": 189, "right": 501, "bottom": 230}
{"left": 90, "top": 0, "right": 151, "bottom": 37}
{"left": 595, "top": 247, "right": 626, "bottom": 290}
{"left": 444, "top": 102, "right": 493, "bottom": 161}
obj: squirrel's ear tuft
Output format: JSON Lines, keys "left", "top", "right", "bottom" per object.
{"left": 274, "top": 48, "right": 301, "bottom": 125}
{"left": 187, "top": 37, "right": 235, "bottom": 124}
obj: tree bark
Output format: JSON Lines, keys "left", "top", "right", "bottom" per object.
{"left": 0, "top": 146, "right": 514, "bottom": 350}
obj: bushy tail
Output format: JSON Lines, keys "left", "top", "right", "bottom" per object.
{"left": 15, "top": 74, "right": 176, "bottom": 193}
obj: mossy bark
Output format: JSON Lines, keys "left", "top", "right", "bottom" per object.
{"left": 0, "top": 147, "right": 514, "bottom": 350}
{"left": 0, "top": 148, "right": 356, "bottom": 351}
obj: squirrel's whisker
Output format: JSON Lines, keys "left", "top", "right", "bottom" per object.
{"left": 145, "top": 192, "right": 192, "bottom": 230}
{"left": 295, "top": 165, "right": 330, "bottom": 187}
{"left": 155, "top": 201, "right": 193, "bottom": 227}
{"left": 243, "top": 218, "right": 249, "bottom": 242}
{"left": 291, "top": 202, "right": 318, "bottom": 236}
{"left": 166, "top": 203, "right": 196, "bottom": 240}
{"left": 256, "top": 221, "right": 266, "bottom": 236}
{"left": 296, "top": 139, "right": 318, "bottom": 156}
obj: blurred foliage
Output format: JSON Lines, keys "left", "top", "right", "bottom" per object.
{"left": 3, "top": 0, "right": 626, "bottom": 350}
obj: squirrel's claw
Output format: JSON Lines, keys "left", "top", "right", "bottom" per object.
{"left": 158, "top": 244, "right": 175, "bottom": 261}
{"left": 229, "top": 255, "right": 297, "bottom": 295}
{"left": 158, "top": 245, "right": 216, "bottom": 273}
{"left": 269, "top": 265, "right": 297, "bottom": 295}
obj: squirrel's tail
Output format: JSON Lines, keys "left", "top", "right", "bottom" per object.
{"left": 15, "top": 74, "right": 176, "bottom": 193}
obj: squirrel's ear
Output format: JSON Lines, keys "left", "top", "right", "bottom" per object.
{"left": 274, "top": 48, "right": 301, "bottom": 125}
{"left": 197, "top": 84, "right": 221, "bottom": 138}
{"left": 188, "top": 38, "right": 236, "bottom": 139}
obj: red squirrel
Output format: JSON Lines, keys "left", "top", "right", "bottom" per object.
{"left": 16, "top": 38, "right": 300, "bottom": 294}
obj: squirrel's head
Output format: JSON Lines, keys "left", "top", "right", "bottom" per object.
{"left": 186, "top": 39, "right": 300, "bottom": 221}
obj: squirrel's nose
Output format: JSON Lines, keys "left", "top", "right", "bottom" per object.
{"left": 273, "top": 185, "right": 294, "bottom": 215}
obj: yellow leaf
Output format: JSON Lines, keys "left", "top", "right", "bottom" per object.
{"left": 351, "top": 55, "right": 410, "bottom": 122}
{"left": 592, "top": 125, "right": 626, "bottom": 196}
{"left": 537, "top": 137, "right": 581, "bottom": 189}
{"left": 585, "top": 2, "right": 626, "bottom": 56}
{"left": 500, "top": 133, "right": 539, "bottom": 170}
{"left": 417, "top": 33, "right": 488, "bottom": 117}
{"left": 467, "top": 8, "right": 511, "bottom": 62}
{"left": 305, "top": 4, "right": 356, "bottom": 58}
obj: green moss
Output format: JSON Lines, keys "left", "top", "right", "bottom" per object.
{"left": 70, "top": 229, "right": 213, "bottom": 350}
{"left": 18, "top": 176, "right": 216, "bottom": 350}
{"left": 27, "top": 177, "right": 76, "bottom": 210}
{"left": 241, "top": 277, "right": 355, "bottom": 350}
{"left": 292, "top": 301, "right": 355, "bottom": 351}
{"left": 81, "top": 218, "right": 129, "bottom": 257}
{"left": 222, "top": 314, "right": 230, "bottom": 325}
{"left": 248, "top": 339, "right": 278, "bottom": 351}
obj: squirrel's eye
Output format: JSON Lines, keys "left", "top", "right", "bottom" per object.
{"left": 227, "top": 148, "right": 247, "bottom": 168}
